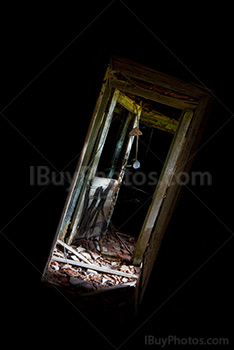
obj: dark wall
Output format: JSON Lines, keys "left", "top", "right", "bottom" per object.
{"left": 1, "top": 2, "right": 233, "bottom": 348}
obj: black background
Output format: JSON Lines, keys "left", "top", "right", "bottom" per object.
{"left": 1, "top": 2, "right": 233, "bottom": 348}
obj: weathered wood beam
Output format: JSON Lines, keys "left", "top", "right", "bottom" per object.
{"left": 140, "top": 112, "right": 178, "bottom": 133}
{"left": 59, "top": 65, "right": 113, "bottom": 242}
{"left": 118, "top": 92, "right": 142, "bottom": 115}
{"left": 132, "top": 109, "right": 194, "bottom": 266}
{"left": 111, "top": 55, "right": 207, "bottom": 99}
{"left": 137, "top": 95, "right": 214, "bottom": 305}
{"left": 68, "top": 89, "right": 120, "bottom": 244}
{"left": 108, "top": 112, "right": 132, "bottom": 178}
{"left": 111, "top": 79, "right": 197, "bottom": 110}
{"left": 115, "top": 95, "right": 179, "bottom": 133}
{"left": 52, "top": 256, "right": 138, "bottom": 279}
{"left": 57, "top": 239, "right": 90, "bottom": 264}
{"left": 114, "top": 105, "right": 178, "bottom": 134}
{"left": 42, "top": 65, "right": 113, "bottom": 278}
{"left": 105, "top": 97, "right": 142, "bottom": 228}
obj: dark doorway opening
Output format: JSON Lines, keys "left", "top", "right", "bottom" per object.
{"left": 111, "top": 123, "right": 174, "bottom": 238}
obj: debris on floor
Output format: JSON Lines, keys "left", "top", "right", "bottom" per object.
{"left": 46, "top": 231, "right": 140, "bottom": 295}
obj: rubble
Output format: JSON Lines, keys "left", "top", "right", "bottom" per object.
{"left": 47, "top": 231, "right": 139, "bottom": 295}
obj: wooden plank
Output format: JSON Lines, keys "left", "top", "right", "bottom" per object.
{"left": 136, "top": 95, "right": 214, "bottom": 306}
{"left": 42, "top": 65, "right": 112, "bottom": 279}
{"left": 140, "top": 110, "right": 178, "bottom": 133}
{"left": 180, "top": 95, "right": 214, "bottom": 174}
{"left": 52, "top": 256, "right": 138, "bottom": 279}
{"left": 57, "top": 239, "right": 90, "bottom": 264}
{"left": 114, "top": 104, "right": 179, "bottom": 133}
{"left": 111, "top": 55, "right": 207, "bottom": 99}
{"left": 118, "top": 92, "right": 142, "bottom": 115}
{"left": 105, "top": 96, "right": 142, "bottom": 225}
{"left": 132, "top": 109, "right": 194, "bottom": 266}
{"left": 110, "top": 79, "right": 197, "bottom": 110}
{"left": 57, "top": 69, "right": 112, "bottom": 242}
{"left": 88, "top": 89, "right": 121, "bottom": 174}
{"left": 61, "top": 67, "right": 112, "bottom": 239}
{"left": 68, "top": 89, "right": 120, "bottom": 243}
{"left": 108, "top": 112, "right": 132, "bottom": 177}
{"left": 105, "top": 113, "right": 138, "bottom": 224}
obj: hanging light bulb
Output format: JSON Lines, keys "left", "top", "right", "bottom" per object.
{"left": 133, "top": 159, "right": 140, "bottom": 169}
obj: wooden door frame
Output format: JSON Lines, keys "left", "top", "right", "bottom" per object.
{"left": 42, "top": 56, "right": 214, "bottom": 304}
{"left": 42, "top": 66, "right": 113, "bottom": 276}
{"left": 69, "top": 90, "right": 142, "bottom": 242}
{"left": 108, "top": 57, "right": 214, "bottom": 307}
{"left": 135, "top": 94, "right": 213, "bottom": 307}
{"left": 132, "top": 108, "right": 194, "bottom": 265}
{"left": 68, "top": 89, "right": 121, "bottom": 243}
